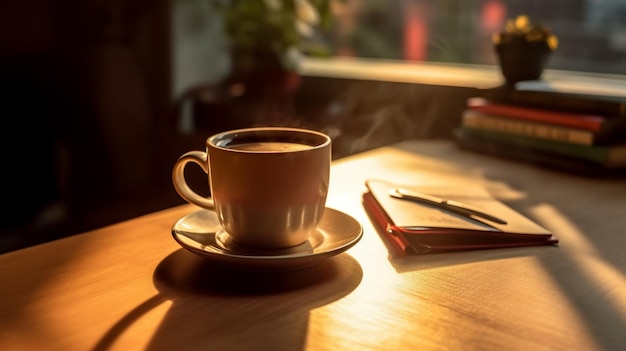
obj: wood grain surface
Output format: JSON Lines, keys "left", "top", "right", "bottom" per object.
{"left": 1, "top": 140, "right": 625, "bottom": 351}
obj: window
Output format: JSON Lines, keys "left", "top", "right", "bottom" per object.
{"left": 326, "top": 0, "right": 626, "bottom": 75}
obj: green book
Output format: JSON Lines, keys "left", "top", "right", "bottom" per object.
{"left": 457, "top": 127, "right": 626, "bottom": 168}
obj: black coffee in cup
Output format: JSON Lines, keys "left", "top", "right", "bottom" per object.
{"left": 228, "top": 142, "right": 313, "bottom": 152}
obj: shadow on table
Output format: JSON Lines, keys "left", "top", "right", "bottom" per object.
{"left": 93, "top": 249, "right": 362, "bottom": 351}
{"left": 368, "top": 141, "right": 626, "bottom": 350}
{"left": 387, "top": 246, "right": 561, "bottom": 273}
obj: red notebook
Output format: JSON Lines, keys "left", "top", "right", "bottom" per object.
{"left": 363, "top": 180, "right": 558, "bottom": 255}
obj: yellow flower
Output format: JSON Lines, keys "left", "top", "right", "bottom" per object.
{"left": 546, "top": 35, "right": 559, "bottom": 50}
{"left": 494, "top": 14, "right": 559, "bottom": 50}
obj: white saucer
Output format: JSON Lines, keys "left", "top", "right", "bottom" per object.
{"left": 171, "top": 208, "right": 363, "bottom": 272}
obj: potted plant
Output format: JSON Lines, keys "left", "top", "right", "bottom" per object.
{"left": 214, "top": 0, "right": 334, "bottom": 98}
{"left": 493, "top": 15, "right": 559, "bottom": 85}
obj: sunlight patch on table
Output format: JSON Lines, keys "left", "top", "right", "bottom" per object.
{"left": 531, "top": 204, "right": 626, "bottom": 322}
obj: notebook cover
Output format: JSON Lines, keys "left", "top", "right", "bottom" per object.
{"left": 363, "top": 180, "right": 558, "bottom": 255}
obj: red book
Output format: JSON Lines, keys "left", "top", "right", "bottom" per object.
{"left": 363, "top": 180, "right": 558, "bottom": 255}
{"left": 467, "top": 97, "right": 623, "bottom": 133}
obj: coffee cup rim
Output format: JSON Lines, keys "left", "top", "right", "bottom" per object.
{"left": 207, "top": 127, "right": 331, "bottom": 153}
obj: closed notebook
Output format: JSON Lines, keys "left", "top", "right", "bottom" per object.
{"left": 363, "top": 179, "right": 558, "bottom": 255}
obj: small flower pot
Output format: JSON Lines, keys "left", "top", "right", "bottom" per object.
{"left": 495, "top": 41, "right": 552, "bottom": 85}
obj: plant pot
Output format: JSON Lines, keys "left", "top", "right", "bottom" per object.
{"left": 495, "top": 41, "right": 552, "bottom": 85}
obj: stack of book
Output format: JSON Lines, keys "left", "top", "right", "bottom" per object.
{"left": 455, "top": 80, "right": 626, "bottom": 174}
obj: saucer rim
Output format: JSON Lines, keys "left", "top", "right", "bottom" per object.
{"left": 171, "top": 207, "right": 363, "bottom": 269}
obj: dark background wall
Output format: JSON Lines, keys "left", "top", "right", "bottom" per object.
{"left": 0, "top": 0, "right": 176, "bottom": 252}
{"left": 0, "top": 1, "right": 473, "bottom": 253}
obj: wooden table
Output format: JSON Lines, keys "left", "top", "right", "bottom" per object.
{"left": 2, "top": 140, "right": 626, "bottom": 351}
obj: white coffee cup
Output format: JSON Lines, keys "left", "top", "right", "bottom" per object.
{"left": 172, "top": 127, "right": 331, "bottom": 249}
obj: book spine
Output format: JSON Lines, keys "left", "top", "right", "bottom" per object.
{"left": 481, "top": 87, "right": 626, "bottom": 118}
{"left": 462, "top": 110, "right": 596, "bottom": 145}
{"left": 455, "top": 129, "right": 609, "bottom": 174}
{"left": 458, "top": 127, "right": 613, "bottom": 164}
{"left": 362, "top": 192, "right": 416, "bottom": 256}
{"left": 467, "top": 97, "right": 606, "bottom": 132}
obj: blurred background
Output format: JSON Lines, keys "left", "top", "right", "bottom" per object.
{"left": 1, "top": 0, "right": 624, "bottom": 253}
{"left": 329, "top": 0, "right": 626, "bottom": 73}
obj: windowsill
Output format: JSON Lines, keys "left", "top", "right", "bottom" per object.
{"left": 301, "top": 57, "right": 626, "bottom": 94}
{"left": 295, "top": 57, "right": 626, "bottom": 158}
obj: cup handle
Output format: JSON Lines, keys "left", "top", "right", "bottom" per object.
{"left": 172, "top": 150, "right": 215, "bottom": 210}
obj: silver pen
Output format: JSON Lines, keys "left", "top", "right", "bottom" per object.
{"left": 389, "top": 188, "right": 508, "bottom": 225}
